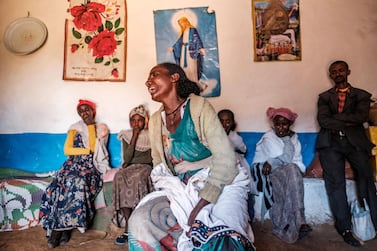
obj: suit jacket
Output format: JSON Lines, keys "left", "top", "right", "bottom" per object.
{"left": 316, "top": 85, "right": 374, "bottom": 152}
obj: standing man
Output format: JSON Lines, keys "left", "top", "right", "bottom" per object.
{"left": 316, "top": 60, "right": 377, "bottom": 247}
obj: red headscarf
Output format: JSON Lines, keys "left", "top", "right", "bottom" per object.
{"left": 77, "top": 99, "right": 96, "bottom": 117}
{"left": 266, "top": 107, "right": 298, "bottom": 123}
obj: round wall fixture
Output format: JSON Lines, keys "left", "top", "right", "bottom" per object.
{"left": 3, "top": 16, "right": 48, "bottom": 55}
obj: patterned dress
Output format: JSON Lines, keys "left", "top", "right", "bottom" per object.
{"left": 39, "top": 133, "right": 103, "bottom": 236}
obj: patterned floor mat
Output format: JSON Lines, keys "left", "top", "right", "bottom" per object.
{"left": 0, "top": 167, "right": 114, "bottom": 232}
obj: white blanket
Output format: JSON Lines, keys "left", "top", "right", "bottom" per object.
{"left": 136, "top": 163, "right": 254, "bottom": 250}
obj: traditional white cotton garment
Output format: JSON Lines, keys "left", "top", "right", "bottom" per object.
{"left": 252, "top": 129, "right": 305, "bottom": 173}
{"left": 135, "top": 162, "right": 254, "bottom": 250}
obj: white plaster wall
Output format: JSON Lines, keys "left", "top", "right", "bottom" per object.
{"left": 0, "top": 0, "right": 376, "bottom": 133}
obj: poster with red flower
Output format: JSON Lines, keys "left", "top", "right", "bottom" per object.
{"left": 63, "top": 0, "right": 127, "bottom": 81}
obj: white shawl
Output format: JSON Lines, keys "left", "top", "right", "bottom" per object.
{"left": 69, "top": 120, "right": 111, "bottom": 174}
{"left": 252, "top": 129, "right": 305, "bottom": 173}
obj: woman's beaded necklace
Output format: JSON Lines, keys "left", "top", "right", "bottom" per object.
{"left": 165, "top": 99, "right": 186, "bottom": 126}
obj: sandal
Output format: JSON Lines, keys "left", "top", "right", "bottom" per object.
{"left": 300, "top": 224, "right": 313, "bottom": 233}
{"left": 342, "top": 230, "right": 361, "bottom": 247}
{"left": 59, "top": 230, "right": 72, "bottom": 245}
{"left": 47, "top": 230, "right": 62, "bottom": 249}
{"left": 115, "top": 232, "right": 128, "bottom": 245}
{"left": 299, "top": 224, "right": 313, "bottom": 239}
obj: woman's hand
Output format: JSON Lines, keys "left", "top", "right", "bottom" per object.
{"left": 132, "top": 126, "right": 142, "bottom": 136}
{"left": 129, "top": 126, "right": 142, "bottom": 147}
{"left": 199, "top": 48, "right": 206, "bottom": 56}
{"left": 262, "top": 162, "right": 272, "bottom": 176}
{"left": 97, "top": 123, "right": 109, "bottom": 138}
{"left": 121, "top": 163, "right": 128, "bottom": 169}
{"left": 168, "top": 154, "right": 183, "bottom": 165}
{"left": 186, "top": 198, "right": 210, "bottom": 236}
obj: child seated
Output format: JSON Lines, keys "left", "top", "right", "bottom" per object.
{"left": 218, "top": 109, "right": 257, "bottom": 224}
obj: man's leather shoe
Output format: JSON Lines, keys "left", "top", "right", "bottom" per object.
{"left": 342, "top": 230, "right": 361, "bottom": 247}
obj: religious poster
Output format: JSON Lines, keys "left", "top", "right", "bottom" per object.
{"left": 252, "top": 0, "right": 301, "bottom": 62}
{"left": 153, "top": 7, "right": 221, "bottom": 97}
{"left": 63, "top": 0, "right": 127, "bottom": 81}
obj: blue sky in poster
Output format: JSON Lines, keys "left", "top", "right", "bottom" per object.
{"left": 153, "top": 7, "right": 221, "bottom": 97}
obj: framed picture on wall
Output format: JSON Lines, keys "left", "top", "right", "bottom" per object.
{"left": 63, "top": 0, "right": 127, "bottom": 81}
{"left": 252, "top": 0, "right": 301, "bottom": 62}
{"left": 153, "top": 7, "right": 221, "bottom": 97}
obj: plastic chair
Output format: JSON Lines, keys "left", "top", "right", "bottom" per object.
{"left": 368, "top": 126, "right": 377, "bottom": 181}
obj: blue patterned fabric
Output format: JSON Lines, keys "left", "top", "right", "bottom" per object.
{"left": 39, "top": 133, "right": 103, "bottom": 234}
{"left": 191, "top": 220, "right": 254, "bottom": 251}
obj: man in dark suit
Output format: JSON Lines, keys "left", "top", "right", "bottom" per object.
{"left": 316, "top": 60, "right": 377, "bottom": 247}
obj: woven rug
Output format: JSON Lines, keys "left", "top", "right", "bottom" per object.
{"left": 0, "top": 167, "right": 115, "bottom": 232}
{"left": 0, "top": 177, "right": 50, "bottom": 232}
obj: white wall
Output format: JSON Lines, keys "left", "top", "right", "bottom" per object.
{"left": 1, "top": 0, "right": 376, "bottom": 134}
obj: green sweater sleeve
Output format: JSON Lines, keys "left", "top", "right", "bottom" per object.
{"left": 122, "top": 139, "right": 152, "bottom": 165}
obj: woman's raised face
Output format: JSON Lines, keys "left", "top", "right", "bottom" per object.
{"left": 130, "top": 114, "right": 145, "bottom": 130}
{"left": 273, "top": 115, "right": 291, "bottom": 137}
{"left": 145, "top": 66, "right": 173, "bottom": 102}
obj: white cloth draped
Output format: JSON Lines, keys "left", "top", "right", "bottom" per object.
{"left": 136, "top": 162, "right": 254, "bottom": 250}
{"left": 252, "top": 129, "right": 305, "bottom": 173}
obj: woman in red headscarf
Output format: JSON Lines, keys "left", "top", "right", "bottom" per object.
{"left": 39, "top": 99, "right": 111, "bottom": 249}
{"left": 251, "top": 107, "right": 312, "bottom": 244}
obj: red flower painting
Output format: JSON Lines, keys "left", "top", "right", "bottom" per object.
{"left": 70, "top": 2, "right": 105, "bottom": 32}
{"left": 67, "top": 0, "right": 125, "bottom": 79}
{"left": 88, "top": 30, "right": 117, "bottom": 58}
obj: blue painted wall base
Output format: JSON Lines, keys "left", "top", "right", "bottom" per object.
{"left": 0, "top": 132, "right": 317, "bottom": 173}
